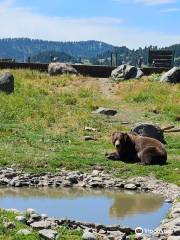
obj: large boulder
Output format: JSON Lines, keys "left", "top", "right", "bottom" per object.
{"left": 48, "top": 63, "right": 78, "bottom": 76}
{"left": 0, "top": 72, "right": 14, "bottom": 94}
{"left": 111, "top": 64, "right": 143, "bottom": 81}
{"left": 132, "top": 123, "right": 166, "bottom": 144}
{"left": 160, "top": 67, "right": 180, "bottom": 83}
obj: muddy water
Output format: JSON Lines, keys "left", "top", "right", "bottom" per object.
{"left": 0, "top": 188, "right": 171, "bottom": 230}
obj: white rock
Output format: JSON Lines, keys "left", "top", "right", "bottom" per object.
{"left": 17, "top": 229, "right": 32, "bottom": 235}
{"left": 82, "top": 230, "right": 96, "bottom": 240}
{"left": 39, "top": 229, "right": 58, "bottom": 240}
{"left": 15, "top": 215, "right": 26, "bottom": 222}
{"left": 167, "top": 237, "right": 180, "bottom": 240}
{"left": 26, "top": 208, "right": 37, "bottom": 216}
{"left": 30, "top": 220, "right": 51, "bottom": 229}
{"left": 124, "top": 183, "right": 137, "bottom": 190}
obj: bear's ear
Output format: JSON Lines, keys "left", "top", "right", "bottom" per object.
{"left": 112, "top": 132, "right": 116, "bottom": 145}
{"left": 123, "top": 133, "right": 130, "bottom": 142}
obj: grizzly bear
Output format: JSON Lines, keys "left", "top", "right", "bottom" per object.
{"left": 107, "top": 132, "right": 167, "bottom": 165}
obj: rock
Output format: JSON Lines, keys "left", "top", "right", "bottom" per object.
{"left": 132, "top": 123, "right": 165, "bottom": 143}
{"left": 26, "top": 208, "right": 37, "bottom": 217}
{"left": 83, "top": 136, "right": 97, "bottom": 141}
{"left": 48, "top": 63, "right": 78, "bottom": 76}
{"left": 92, "top": 170, "right": 101, "bottom": 176}
{"left": 85, "top": 127, "right": 97, "bottom": 132}
{"left": 17, "top": 229, "right": 32, "bottom": 235}
{"left": 167, "top": 237, "right": 180, "bottom": 240}
{"left": 30, "top": 220, "right": 51, "bottom": 230}
{"left": 15, "top": 215, "right": 26, "bottom": 222}
{"left": 4, "top": 221, "right": 16, "bottom": 229}
{"left": 0, "top": 72, "right": 14, "bottom": 94}
{"left": 165, "top": 199, "right": 173, "bottom": 203}
{"left": 160, "top": 67, "right": 180, "bottom": 83}
{"left": 39, "top": 229, "right": 58, "bottom": 240}
{"left": 92, "top": 107, "right": 117, "bottom": 116}
{"left": 66, "top": 175, "right": 78, "bottom": 184}
{"left": 111, "top": 64, "right": 143, "bottom": 81}
{"left": 30, "top": 213, "right": 42, "bottom": 221}
{"left": 124, "top": 183, "right": 137, "bottom": 190}
{"left": 41, "top": 214, "right": 48, "bottom": 220}
{"left": 107, "top": 231, "right": 126, "bottom": 239}
{"left": 82, "top": 230, "right": 96, "bottom": 240}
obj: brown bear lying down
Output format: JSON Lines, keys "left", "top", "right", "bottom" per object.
{"left": 107, "top": 132, "right": 167, "bottom": 165}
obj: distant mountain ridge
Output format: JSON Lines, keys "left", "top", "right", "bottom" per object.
{"left": 0, "top": 38, "right": 114, "bottom": 61}
{"left": 0, "top": 38, "right": 179, "bottom": 66}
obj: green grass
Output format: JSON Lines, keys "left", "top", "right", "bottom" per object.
{"left": 0, "top": 69, "right": 179, "bottom": 185}
{"left": 0, "top": 210, "right": 82, "bottom": 240}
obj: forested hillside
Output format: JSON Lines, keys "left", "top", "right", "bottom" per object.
{"left": 31, "top": 51, "right": 76, "bottom": 63}
{"left": 0, "top": 38, "right": 179, "bottom": 66}
{"left": 0, "top": 38, "right": 114, "bottom": 61}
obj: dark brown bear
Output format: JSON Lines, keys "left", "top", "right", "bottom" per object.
{"left": 109, "top": 132, "right": 167, "bottom": 165}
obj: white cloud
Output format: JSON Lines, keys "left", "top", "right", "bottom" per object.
{"left": 135, "top": 0, "right": 176, "bottom": 5}
{"left": 0, "top": 0, "right": 179, "bottom": 49}
{"left": 160, "top": 7, "right": 179, "bottom": 12}
{"left": 114, "top": 0, "right": 176, "bottom": 5}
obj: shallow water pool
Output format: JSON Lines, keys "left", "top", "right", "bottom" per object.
{"left": 0, "top": 187, "right": 171, "bottom": 230}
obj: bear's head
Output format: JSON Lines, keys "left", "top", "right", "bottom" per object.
{"left": 112, "top": 132, "right": 129, "bottom": 146}
{"left": 112, "top": 132, "right": 133, "bottom": 157}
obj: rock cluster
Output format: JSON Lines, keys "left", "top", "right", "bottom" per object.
{"left": 154, "top": 201, "right": 180, "bottom": 240}
{"left": 111, "top": 64, "right": 144, "bottom": 81}
{"left": 0, "top": 168, "right": 179, "bottom": 201}
{"left": 2, "top": 207, "right": 134, "bottom": 240}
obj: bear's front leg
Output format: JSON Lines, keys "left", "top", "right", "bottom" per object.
{"left": 105, "top": 152, "right": 120, "bottom": 161}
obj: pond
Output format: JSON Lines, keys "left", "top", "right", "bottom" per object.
{"left": 0, "top": 187, "right": 171, "bottom": 230}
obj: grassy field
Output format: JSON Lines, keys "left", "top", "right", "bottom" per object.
{"left": 0, "top": 69, "right": 179, "bottom": 185}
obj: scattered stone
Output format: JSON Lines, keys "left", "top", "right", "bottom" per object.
{"left": 0, "top": 72, "right": 14, "bottom": 94}
{"left": 83, "top": 136, "right": 97, "bottom": 141}
{"left": 85, "top": 127, "right": 97, "bottom": 132}
{"left": 39, "top": 229, "right": 58, "bottom": 240}
{"left": 82, "top": 230, "right": 96, "bottom": 240}
{"left": 4, "top": 221, "right": 16, "bottom": 229}
{"left": 132, "top": 123, "right": 166, "bottom": 143}
{"left": 66, "top": 175, "right": 78, "bottom": 184}
{"left": 30, "top": 220, "right": 52, "bottom": 230}
{"left": 111, "top": 64, "right": 144, "bottom": 81}
{"left": 41, "top": 214, "right": 48, "bottom": 220}
{"left": 92, "top": 107, "right": 117, "bottom": 116}
{"left": 121, "top": 121, "right": 129, "bottom": 125}
{"left": 160, "top": 67, "right": 180, "bottom": 83}
{"left": 167, "top": 237, "right": 180, "bottom": 240}
{"left": 165, "top": 199, "right": 173, "bottom": 203}
{"left": 30, "top": 213, "right": 42, "bottom": 221}
{"left": 26, "top": 208, "right": 37, "bottom": 217}
{"left": 17, "top": 229, "right": 32, "bottom": 236}
{"left": 15, "top": 215, "right": 26, "bottom": 222}
{"left": 48, "top": 63, "right": 78, "bottom": 76}
{"left": 124, "top": 183, "right": 137, "bottom": 190}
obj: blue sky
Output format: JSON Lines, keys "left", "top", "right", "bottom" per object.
{"left": 0, "top": 0, "right": 180, "bottom": 48}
